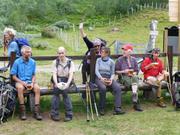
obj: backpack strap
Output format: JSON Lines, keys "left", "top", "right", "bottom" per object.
{"left": 55, "top": 58, "right": 72, "bottom": 70}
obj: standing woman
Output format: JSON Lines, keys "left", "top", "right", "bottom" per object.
{"left": 95, "top": 47, "right": 124, "bottom": 115}
{"left": 3, "top": 27, "right": 20, "bottom": 57}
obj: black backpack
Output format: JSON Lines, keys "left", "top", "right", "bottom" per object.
{"left": 172, "top": 72, "right": 180, "bottom": 109}
{"left": 0, "top": 83, "right": 16, "bottom": 123}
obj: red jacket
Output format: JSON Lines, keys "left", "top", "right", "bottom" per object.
{"left": 141, "top": 57, "right": 164, "bottom": 79}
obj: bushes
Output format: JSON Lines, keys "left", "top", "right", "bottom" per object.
{"left": 25, "top": 25, "right": 40, "bottom": 32}
{"left": 52, "top": 20, "right": 71, "bottom": 30}
{"left": 0, "top": 0, "right": 168, "bottom": 31}
{"left": 41, "top": 26, "right": 59, "bottom": 38}
{"left": 32, "top": 41, "right": 49, "bottom": 49}
{"left": 56, "top": 0, "right": 76, "bottom": 15}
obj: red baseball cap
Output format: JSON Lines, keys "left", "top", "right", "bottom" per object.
{"left": 122, "top": 44, "right": 133, "bottom": 51}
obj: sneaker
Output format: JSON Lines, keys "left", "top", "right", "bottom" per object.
{"left": 113, "top": 108, "right": 125, "bottom": 115}
{"left": 133, "top": 103, "right": 143, "bottom": 112}
{"left": 50, "top": 115, "right": 60, "bottom": 121}
{"left": 157, "top": 97, "right": 166, "bottom": 108}
{"left": 64, "top": 117, "right": 72, "bottom": 122}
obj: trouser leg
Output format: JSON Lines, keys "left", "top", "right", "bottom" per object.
{"left": 62, "top": 90, "right": 73, "bottom": 118}
{"left": 131, "top": 83, "right": 138, "bottom": 103}
{"left": 50, "top": 87, "right": 60, "bottom": 116}
{"left": 95, "top": 78, "right": 107, "bottom": 110}
{"left": 111, "top": 80, "right": 122, "bottom": 108}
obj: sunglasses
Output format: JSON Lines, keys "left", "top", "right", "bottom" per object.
{"left": 153, "top": 51, "right": 160, "bottom": 54}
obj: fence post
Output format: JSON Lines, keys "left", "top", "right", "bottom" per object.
{"left": 90, "top": 48, "right": 97, "bottom": 83}
{"left": 167, "top": 46, "right": 173, "bottom": 84}
{"left": 10, "top": 52, "right": 16, "bottom": 84}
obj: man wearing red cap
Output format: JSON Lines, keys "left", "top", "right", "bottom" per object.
{"left": 115, "top": 44, "right": 143, "bottom": 111}
{"left": 141, "top": 48, "right": 169, "bottom": 108}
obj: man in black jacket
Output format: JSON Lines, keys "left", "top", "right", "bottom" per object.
{"left": 79, "top": 23, "right": 106, "bottom": 84}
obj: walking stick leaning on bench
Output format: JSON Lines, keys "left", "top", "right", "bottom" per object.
{"left": 86, "top": 82, "right": 94, "bottom": 122}
{"left": 85, "top": 82, "right": 99, "bottom": 122}
{"left": 89, "top": 82, "right": 99, "bottom": 118}
{"left": 166, "top": 50, "right": 175, "bottom": 105}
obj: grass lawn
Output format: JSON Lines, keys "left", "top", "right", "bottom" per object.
{"left": 1, "top": 92, "right": 180, "bottom": 135}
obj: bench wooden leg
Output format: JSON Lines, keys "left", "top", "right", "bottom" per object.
{"left": 143, "top": 90, "right": 156, "bottom": 100}
{"left": 28, "top": 93, "right": 35, "bottom": 112}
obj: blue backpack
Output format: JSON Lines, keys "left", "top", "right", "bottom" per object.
{"left": 14, "top": 38, "right": 30, "bottom": 56}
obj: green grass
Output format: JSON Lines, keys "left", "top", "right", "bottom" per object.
{"left": 1, "top": 92, "right": 180, "bottom": 135}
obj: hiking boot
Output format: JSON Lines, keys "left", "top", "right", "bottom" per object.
{"left": 19, "top": 104, "right": 27, "bottom": 120}
{"left": 99, "top": 109, "right": 105, "bottom": 116}
{"left": 157, "top": 97, "right": 166, "bottom": 108}
{"left": 133, "top": 102, "right": 143, "bottom": 112}
{"left": 50, "top": 115, "right": 60, "bottom": 121}
{"left": 64, "top": 117, "right": 72, "bottom": 122}
{"left": 113, "top": 107, "right": 125, "bottom": 115}
{"left": 175, "top": 103, "right": 180, "bottom": 111}
{"left": 34, "top": 105, "right": 43, "bottom": 120}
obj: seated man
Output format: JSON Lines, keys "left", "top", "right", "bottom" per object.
{"left": 115, "top": 44, "right": 143, "bottom": 112}
{"left": 10, "top": 46, "right": 42, "bottom": 120}
{"left": 95, "top": 47, "right": 125, "bottom": 115}
{"left": 141, "top": 48, "right": 169, "bottom": 108}
{"left": 50, "top": 47, "right": 74, "bottom": 122}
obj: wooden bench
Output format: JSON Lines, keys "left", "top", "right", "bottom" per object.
{"left": 0, "top": 46, "right": 174, "bottom": 112}
{"left": 26, "top": 80, "right": 168, "bottom": 111}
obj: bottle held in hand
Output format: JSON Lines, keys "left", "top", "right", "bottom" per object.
{"left": 128, "top": 69, "right": 134, "bottom": 76}
{"left": 26, "top": 81, "right": 32, "bottom": 90}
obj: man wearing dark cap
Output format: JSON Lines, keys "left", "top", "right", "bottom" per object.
{"left": 79, "top": 23, "right": 106, "bottom": 84}
{"left": 141, "top": 48, "right": 169, "bottom": 108}
{"left": 115, "top": 44, "right": 143, "bottom": 112}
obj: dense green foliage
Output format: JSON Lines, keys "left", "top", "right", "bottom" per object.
{"left": 0, "top": 0, "right": 168, "bottom": 30}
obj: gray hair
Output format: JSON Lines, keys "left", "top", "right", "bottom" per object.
{"left": 3, "top": 27, "right": 16, "bottom": 36}
{"left": 21, "top": 46, "right": 32, "bottom": 54}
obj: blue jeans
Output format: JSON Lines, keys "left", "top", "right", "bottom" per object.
{"left": 50, "top": 87, "right": 73, "bottom": 118}
{"left": 95, "top": 78, "right": 122, "bottom": 110}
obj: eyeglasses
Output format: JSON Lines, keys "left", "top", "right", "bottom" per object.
{"left": 94, "top": 45, "right": 100, "bottom": 48}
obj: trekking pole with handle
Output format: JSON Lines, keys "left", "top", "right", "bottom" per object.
{"left": 166, "top": 48, "right": 175, "bottom": 104}
{"left": 89, "top": 82, "right": 99, "bottom": 118}
{"left": 86, "top": 82, "right": 90, "bottom": 122}
{"left": 87, "top": 82, "right": 94, "bottom": 121}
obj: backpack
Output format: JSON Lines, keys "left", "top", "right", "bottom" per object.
{"left": 14, "top": 38, "right": 30, "bottom": 56}
{"left": 0, "top": 83, "right": 16, "bottom": 123}
{"left": 172, "top": 72, "right": 180, "bottom": 109}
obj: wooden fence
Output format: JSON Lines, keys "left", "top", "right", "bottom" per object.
{"left": 0, "top": 46, "right": 177, "bottom": 85}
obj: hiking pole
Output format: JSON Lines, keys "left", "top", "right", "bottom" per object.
{"left": 89, "top": 82, "right": 99, "bottom": 118}
{"left": 87, "top": 82, "right": 94, "bottom": 121}
{"left": 86, "top": 82, "right": 90, "bottom": 122}
{"left": 166, "top": 53, "right": 174, "bottom": 104}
